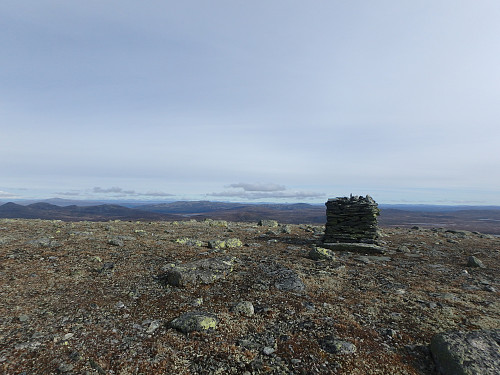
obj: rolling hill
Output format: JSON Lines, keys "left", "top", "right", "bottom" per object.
{"left": 1, "top": 200, "right": 499, "bottom": 234}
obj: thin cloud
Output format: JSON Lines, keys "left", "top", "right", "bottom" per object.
{"left": 209, "top": 184, "right": 324, "bottom": 200}
{"left": 144, "top": 191, "right": 174, "bottom": 197}
{"left": 0, "top": 190, "right": 18, "bottom": 199}
{"left": 55, "top": 191, "right": 81, "bottom": 196}
{"left": 228, "top": 183, "right": 286, "bottom": 192}
{"left": 91, "top": 187, "right": 173, "bottom": 198}
{"left": 93, "top": 186, "right": 136, "bottom": 195}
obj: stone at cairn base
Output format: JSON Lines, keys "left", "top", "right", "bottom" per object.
{"left": 322, "top": 242, "right": 386, "bottom": 254}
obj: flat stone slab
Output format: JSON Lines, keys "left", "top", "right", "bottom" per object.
{"left": 160, "top": 256, "right": 236, "bottom": 287}
{"left": 430, "top": 329, "right": 500, "bottom": 375}
{"left": 259, "top": 262, "right": 306, "bottom": 292}
{"left": 322, "top": 242, "right": 386, "bottom": 254}
{"left": 354, "top": 255, "right": 392, "bottom": 264}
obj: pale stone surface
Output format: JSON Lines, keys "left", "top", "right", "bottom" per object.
{"left": 159, "top": 256, "right": 236, "bottom": 287}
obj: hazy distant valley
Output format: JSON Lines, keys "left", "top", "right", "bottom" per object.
{"left": 1, "top": 200, "right": 499, "bottom": 235}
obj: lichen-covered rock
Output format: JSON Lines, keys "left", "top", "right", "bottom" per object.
{"left": 430, "top": 329, "right": 500, "bottom": 375}
{"left": 204, "top": 219, "right": 228, "bottom": 227}
{"left": 258, "top": 220, "right": 278, "bottom": 227}
{"left": 170, "top": 311, "right": 218, "bottom": 333}
{"left": 175, "top": 237, "right": 204, "bottom": 247}
{"left": 208, "top": 240, "right": 226, "bottom": 249}
{"left": 320, "top": 336, "right": 357, "bottom": 355}
{"left": 225, "top": 238, "right": 243, "bottom": 248}
{"left": 281, "top": 225, "right": 292, "bottom": 234}
{"left": 159, "top": 256, "right": 236, "bottom": 287}
{"left": 208, "top": 238, "right": 243, "bottom": 250}
{"left": 233, "top": 301, "right": 254, "bottom": 317}
{"left": 308, "top": 246, "right": 336, "bottom": 261}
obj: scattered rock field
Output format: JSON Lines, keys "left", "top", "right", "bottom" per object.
{"left": 0, "top": 219, "right": 498, "bottom": 374}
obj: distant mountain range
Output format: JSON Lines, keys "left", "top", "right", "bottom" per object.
{"left": 1, "top": 200, "right": 499, "bottom": 234}
{"left": 0, "top": 202, "right": 176, "bottom": 221}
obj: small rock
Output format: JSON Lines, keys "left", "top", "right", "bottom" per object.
{"left": 263, "top": 346, "right": 275, "bottom": 355}
{"left": 175, "top": 238, "right": 204, "bottom": 247}
{"left": 386, "top": 329, "right": 398, "bottom": 338}
{"left": 281, "top": 225, "right": 292, "bottom": 234}
{"left": 233, "top": 301, "right": 254, "bottom": 317}
{"left": 19, "top": 314, "right": 29, "bottom": 322}
{"left": 107, "top": 238, "right": 124, "bottom": 247}
{"left": 301, "top": 302, "right": 314, "bottom": 312}
{"left": 320, "top": 336, "right": 357, "bottom": 355}
{"left": 467, "top": 256, "right": 485, "bottom": 268}
{"left": 258, "top": 220, "right": 278, "bottom": 227}
{"left": 397, "top": 245, "right": 410, "bottom": 253}
{"left": 208, "top": 240, "right": 226, "bottom": 250}
{"left": 275, "top": 272, "right": 305, "bottom": 292}
{"left": 101, "top": 262, "right": 114, "bottom": 271}
{"left": 205, "top": 219, "right": 228, "bottom": 227}
{"left": 192, "top": 297, "right": 204, "bottom": 307}
{"left": 225, "top": 238, "right": 243, "bottom": 248}
{"left": 58, "top": 362, "right": 74, "bottom": 373}
{"left": 170, "top": 311, "right": 218, "bottom": 333}
{"left": 28, "top": 238, "right": 58, "bottom": 248}
{"left": 68, "top": 351, "right": 81, "bottom": 361}
{"left": 208, "top": 238, "right": 243, "bottom": 250}
{"left": 146, "top": 320, "right": 161, "bottom": 334}
{"left": 308, "top": 246, "right": 336, "bottom": 261}
{"left": 115, "top": 301, "right": 125, "bottom": 309}
{"left": 160, "top": 256, "right": 236, "bottom": 287}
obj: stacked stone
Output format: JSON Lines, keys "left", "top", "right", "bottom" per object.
{"left": 323, "top": 195, "right": 380, "bottom": 244}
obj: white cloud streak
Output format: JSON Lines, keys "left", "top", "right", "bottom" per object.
{"left": 227, "top": 183, "right": 286, "bottom": 192}
{"left": 91, "top": 187, "right": 173, "bottom": 198}
{"left": 93, "top": 186, "right": 136, "bottom": 194}
{"left": 143, "top": 191, "right": 175, "bottom": 197}
{"left": 55, "top": 191, "right": 81, "bottom": 196}
{"left": 209, "top": 183, "right": 324, "bottom": 200}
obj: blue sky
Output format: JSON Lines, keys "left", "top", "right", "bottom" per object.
{"left": 1, "top": 1, "right": 499, "bottom": 205}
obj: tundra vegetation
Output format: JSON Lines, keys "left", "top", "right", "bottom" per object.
{"left": 0, "top": 218, "right": 498, "bottom": 374}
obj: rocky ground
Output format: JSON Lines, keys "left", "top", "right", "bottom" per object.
{"left": 0, "top": 218, "right": 498, "bottom": 374}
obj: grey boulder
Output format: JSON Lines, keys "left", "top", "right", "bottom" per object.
{"left": 430, "top": 329, "right": 500, "bottom": 375}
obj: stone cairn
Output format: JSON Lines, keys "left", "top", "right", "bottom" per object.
{"left": 323, "top": 195, "right": 384, "bottom": 253}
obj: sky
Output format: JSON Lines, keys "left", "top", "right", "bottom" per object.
{"left": 1, "top": 1, "right": 500, "bottom": 205}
